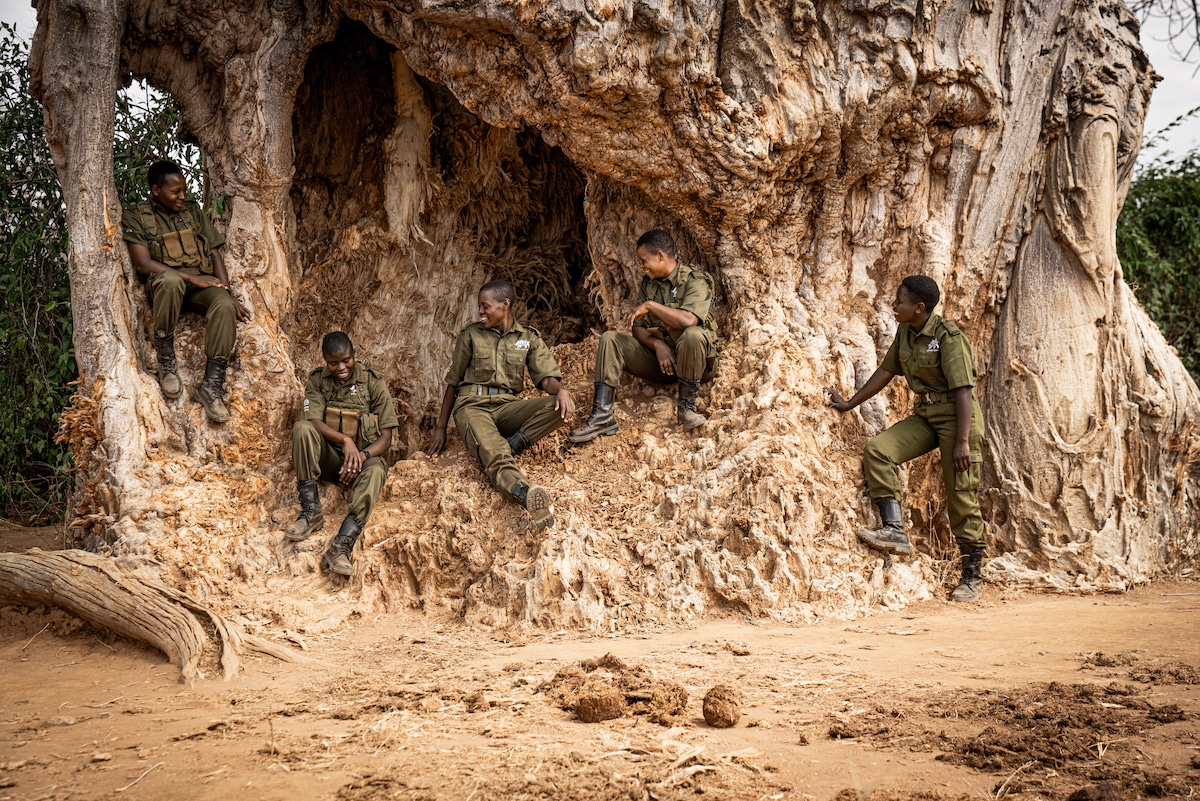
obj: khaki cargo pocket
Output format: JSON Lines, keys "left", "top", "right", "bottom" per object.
{"left": 178, "top": 228, "right": 199, "bottom": 259}
{"left": 357, "top": 413, "right": 380, "bottom": 449}
{"left": 162, "top": 230, "right": 185, "bottom": 264}
{"left": 954, "top": 461, "right": 981, "bottom": 492}
{"left": 324, "top": 408, "right": 360, "bottom": 442}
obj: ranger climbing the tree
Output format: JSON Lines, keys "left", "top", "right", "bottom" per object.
{"left": 826, "top": 276, "right": 987, "bottom": 602}
{"left": 122, "top": 160, "right": 250, "bottom": 423}
{"left": 287, "top": 332, "right": 398, "bottom": 577}
{"left": 570, "top": 228, "right": 719, "bottom": 443}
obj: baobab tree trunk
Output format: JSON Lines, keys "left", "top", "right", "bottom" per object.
{"left": 22, "top": 0, "right": 1199, "bottom": 631}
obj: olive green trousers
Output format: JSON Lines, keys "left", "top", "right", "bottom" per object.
{"left": 862, "top": 398, "right": 985, "bottom": 549}
{"left": 454, "top": 394, "right": 565, "bottom": 500}
{"left": 147, "top": 269, "right": 237, "bottom": 359}
{"left": 292, "top": 420, "right": 387, "bottom": 524}
{"left": 593, "top": 328, "right": 717, "bottom": 387}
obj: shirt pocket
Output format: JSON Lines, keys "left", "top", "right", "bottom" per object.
{"left": 914, "top": 350, "right": 940, "bottom": 369}
{"left": 468, "top": 351, "right": 495, "bottom": 383}
{"left": 504, "top": 351, "right": 527, "bottom": 387}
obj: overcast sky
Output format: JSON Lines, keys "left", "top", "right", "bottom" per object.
{"left": 2, "top": 0, "right": 1197, "bottom": 164}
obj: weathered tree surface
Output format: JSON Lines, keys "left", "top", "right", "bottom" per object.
{"left": 0, "top": 550, "right": 307, "bottom": 682}
{"left": 28, "top": 0, "right": 1200, "bottom": 630}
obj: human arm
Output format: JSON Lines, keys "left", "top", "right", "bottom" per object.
{"left": 953, "top": 386, "right": 972, "bottom": 473}
{"left": 426, "top": 384, "right": 457, "bottom": 456}
{"left": 126, "top": 241, "right": 228, "bottom": 289}
{"left": 209, "top": 248, "right": 250, "bottom": 321}
{"left": 825, "top": 368, "right": 896, "bottom": 413}
{"left": 340, "top": 426, "right": 393, "bottom": 483}
{"left": 632, "top": 324, "right": 677, "bottom": 375}
{"left": 539, "top": 376, "right": 574, "bottom": 420}
{"left": 629, "top": 300, "right": 698, "bottom": 335}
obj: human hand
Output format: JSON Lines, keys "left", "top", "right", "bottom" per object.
{"left": 186, "top": 273, "right": 227, "bottom": 290}
{"left": 555, "top": 388, "right": 574, "bottom": 420}
{"left": 340, "top": 440, "right": 365, "bottom": 483}
{"left": 654, "top": 340, "right": 676, "bottom": 376}
{"left": 953, "top": 440, "right": 971, "bottom": 473}
{"left": 233, "top": 297, "right": 251, "bottom": 322}
{"left": 629, "top": 302, "right": 653, "bottom": 329}
{"left": 825, "top": 387, "right": 852, "bottom": 413}
{"left": 425, "top": 427, "right": 447, "bottom": 456}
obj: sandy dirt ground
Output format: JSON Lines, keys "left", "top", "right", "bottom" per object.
{"left": 1, "top": 535, "right": 1198, "bottom": 801}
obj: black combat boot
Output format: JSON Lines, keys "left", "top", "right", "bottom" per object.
{"left": 569, "top": 383, "right": 619, "bottom": 443}
{"left": 322, "top": 515, "right": 362, "bottom": 576}
{"left": 856, "top": 498, "right": 911, "bottom": 555}
{"left": 676, "top": 377, "right": 707, "bottom": 430}
{"left": 512, "top": 482, "right": 553, "bottom": 530}
{"left": 194, "top": 357, "right": 231, "bottom": 423}
{"left": 285, "top": 479, "right": 324, "bottom": 541}
{"left": 950, "top": 546, "right": 985, "bottom": 601}
{"left": 507, "top": 431, "right": 533, "bottom": 457}
{"left": 154, "top": 332, "right": 182, "bottom": 400}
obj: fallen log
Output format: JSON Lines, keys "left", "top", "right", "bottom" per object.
{"left": 0, "top": 549, "right": 308, "bottom": 684}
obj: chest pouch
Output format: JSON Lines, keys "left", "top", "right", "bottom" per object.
{"left": 324, "top": 407, "right": 360, "bottom": 444}
{"left": 160, "top": 228, "right": 202, "bottom": 268}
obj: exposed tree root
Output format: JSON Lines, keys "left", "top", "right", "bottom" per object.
{"left": 0, "top": 549, "right": 309, "bottom": 684}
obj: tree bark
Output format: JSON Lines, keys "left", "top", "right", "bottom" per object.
{"left": 28, "top": 0, "right": 1200, "bottom": 629}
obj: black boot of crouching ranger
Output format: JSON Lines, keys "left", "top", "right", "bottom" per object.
{"left": 507, "top": 430, "right": 533, "bottom": 457}
{"left": 568, "top": 383, "right": 619, "bottom": 443}
{"left": 286, "top": 479, "right": 324, "bottom": 541}
{"left": 512, "top": 482, "right": 553, "bottom": 530}
{"left": 195, "top": 356, "right": 231, "bottom": 423}
{"left": 950, "top": 545, "right": 985, "bottom": 602}
{"left": 154, "top": 332, "right": 182, "bottom": 400}
{"left": 322, "top": 515, "right": 362, "bottom": 576}
{"left": 676, "top": 377, "right": 706, "bottom": 430}
{"left": 856, "top": 498, "right": 912, "bottom": 556}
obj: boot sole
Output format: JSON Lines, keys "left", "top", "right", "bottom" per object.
{"left": 950, "top": 582, "right": 982, "bottom": 602}
{"left": 568, "top": 422, "right": 620, "bottom": 443}
{"left": 678, "top": 416, "right": 707, "bottom": 431}
{"left": 286, "top": 515, "right": 325, "bottom": 542}
{"left": 856, "top": 530, "right": 911, "bottom": 556}
{"left": 526, "top": 485, "right": 554, "bottom": 530}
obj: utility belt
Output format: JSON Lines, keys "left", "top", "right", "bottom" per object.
{"left": 324, "top": 406, "right": 379, "bottom": 449}
{"left": 458, "top": 384, "right": 507, "bottom": 397}
{"left": 916, "top": 390, "right": 953, "bottom": 405}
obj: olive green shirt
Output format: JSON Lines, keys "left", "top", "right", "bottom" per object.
{"left": 122, "top": 199, "right": 224, "bottom": 275}
{"left": 301, "top": 362, "right": 398, "bottom": 448}
{"left": 634, "top": 262, "right": 718, "bottom": 346}
{"left": 881, "top": 314, "right": 977, "bottom": 394}
{"left": 444, "top": 321, "right": 561, "bottom": 399}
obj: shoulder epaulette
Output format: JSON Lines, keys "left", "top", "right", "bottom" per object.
{"left": 940, "top": 319, "right": 964, "bottom": 337}
{"left": 364, "top": 365, "right": 384, "bottom": 380}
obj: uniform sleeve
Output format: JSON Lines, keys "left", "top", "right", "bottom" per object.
{"left": 300, "top": 371, "right": 327, "bottom": 422}
{"left": 187, "top": 201, "right": 224, "bottom": 250}
{"left": 677, "top": 272, "right": 712, "bottom": 325}
{"left": 443, "top": 329, "right": 473, "bottom": 387}
{"left": 525, "top": 333, "right": 563, "bottom": 389}
{"left": 369, "top": 373, "right": 400, "bottom": 430}
{"left": 122, "top": 205, "right": 151, "bottom": 248}
{"left": 633, "top": 278, "right": 650, "bottom": 329}
{"left": 880, "top": 335, "right": 902, "bottom": 375}
{"left": 939, "top": 331, "right": 977, "bottom": 390}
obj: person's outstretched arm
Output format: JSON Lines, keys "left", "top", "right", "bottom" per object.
{"left": 426, "top": 384, "right": 457, "bottom": 455}
{"left": 825, "top": 368, "right": 896, "bottom": 413}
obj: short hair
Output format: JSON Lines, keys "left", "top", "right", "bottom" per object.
{"left": 479, "top": 279, "right": 515, "bottom": 307}
{"left": 900, "top": 275, "right": 940, "bottom": 312}
{"left": 321, "top": 331, "right": 354, "bottom": 357}
{"left": 148, "top": 160, "right": 185, "bottom": 189}
{"left": 636, "top": 229, "right": 676, "bottom": 259}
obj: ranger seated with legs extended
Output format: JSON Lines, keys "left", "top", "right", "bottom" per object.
{"left": 825, "top": 276, "right": 987, "bottom": 602}
{"left": 122, "top": 160, "right": 250, "bottom": 423}
{"left": 425, "top": 280, "right": 573, "bottom": 530}
{"left": 287, "top": 332, "right": 398, "bottom": 577}
{"left": 570, "top": 228, "right": 719, "bottom": 443}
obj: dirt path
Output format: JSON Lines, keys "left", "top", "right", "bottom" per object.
{"left": 2, "top": 583, "right": 1198, "bottom": 800}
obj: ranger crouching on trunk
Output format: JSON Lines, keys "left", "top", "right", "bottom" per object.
{"left": 825, "top": 276, "right": 987, "bottom": 602}
{"left": 122, "top": 160, "right": 250, "bottom": 423}
{"left": 287, "top": 332, "right": 398, "bottom": 577}
{"left": 570, "top": 228, "right": 718, "bottom": 443}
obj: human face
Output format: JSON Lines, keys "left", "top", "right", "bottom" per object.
{"left": 636, "top": 246, "right": 674, "bottom": 280}
{"left": 151, "top": 173, "right": 188, "bottom": 213}
{"left": 478, "top": 291, "right": 511, "bottom": 331}
{"left": 323, "top": 347, "right": 355, "bottom": 383}
{"left": 892, "top": 285, "right": 924, "bottom": 325}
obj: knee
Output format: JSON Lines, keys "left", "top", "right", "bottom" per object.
{"left": 208, "top": 291, "right": 237, "bottom": 321}
{"left": 599, "top": 330, "right": 620, "bottom": 347}
{"left": 292, "top": 419, "right": 320, "bottom": 443}
{"left": 863, "top": 436, "right": 888, "bottom": 464}
{"left": 152, "top": 269, "right": 185, "bottom": 297}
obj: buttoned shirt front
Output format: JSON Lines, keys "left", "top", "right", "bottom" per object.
{"left": 444, "top": 321, "right": 561, "bottom": 398}
{"left": 634, "top": 262, "right": 718, "bottom": 345}
{"left": 881, "top": 313, "right": 977, "bottom": 395}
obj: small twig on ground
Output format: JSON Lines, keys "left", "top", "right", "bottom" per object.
{"left": 116, "top": 762, "right": 162, "bottom": 792}
{"left": 81, "top": 696, "right": 123, "bottom": 708}
{"left": 992, "top": 760, "right": 1035, "bottom": 799}
{"left": 20, "top": 624, "right": 50, "bottom": 651}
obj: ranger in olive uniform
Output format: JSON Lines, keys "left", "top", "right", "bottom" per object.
{"left": 287, "top": 332, "right": 399, "bottom": 576}
{"left": 826, "top": 276, "right": 986, "bottom": 602}
{"left": 570, "top": 229, "right": 718, "bottom": 442}
{"left": 426, "top": 280, "right": 573, "bottom": 530}
{"left": 122, "top": 160, "right": 249, "bottom": 423}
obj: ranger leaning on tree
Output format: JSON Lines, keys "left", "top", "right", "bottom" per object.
{"left": 825, "top": 275, "right": 987, "bottom": 602}
{"left": 425, "top": 279, "right": 573, "bottom": 531}
{"left": 570, "top": 228, "right": 719, "bottom": 443}
{"left": 286, "top": 332, "right": 399, "bottom": 577}
{"left": 122, "top": 159, "right": 250, "bottom": 423}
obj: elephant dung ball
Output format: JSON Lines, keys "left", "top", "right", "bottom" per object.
{"left": 575, "top": 683, "right": 626, "bottom": 723}
{"left": 703, "top": 684, "right": 741, "bottom": 728}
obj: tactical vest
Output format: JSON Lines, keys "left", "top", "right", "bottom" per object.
{"left": 137, "top": 201, "right": 211, "bottom": 274}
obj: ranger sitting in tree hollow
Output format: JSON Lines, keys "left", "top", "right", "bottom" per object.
{"left": 287, "top": 332, "right": 398, "bottom": 577}
{"left": 122, "top": 159, "right": 250, "bottom": 423}
{"left": 570, "top": 228, "right": 719, "bottom": 443}
{"left": 825, "top": 275, "right": 987, "bottom": 602}
{"left": 425, "top": 279, "right": 573, "bottom": 530}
